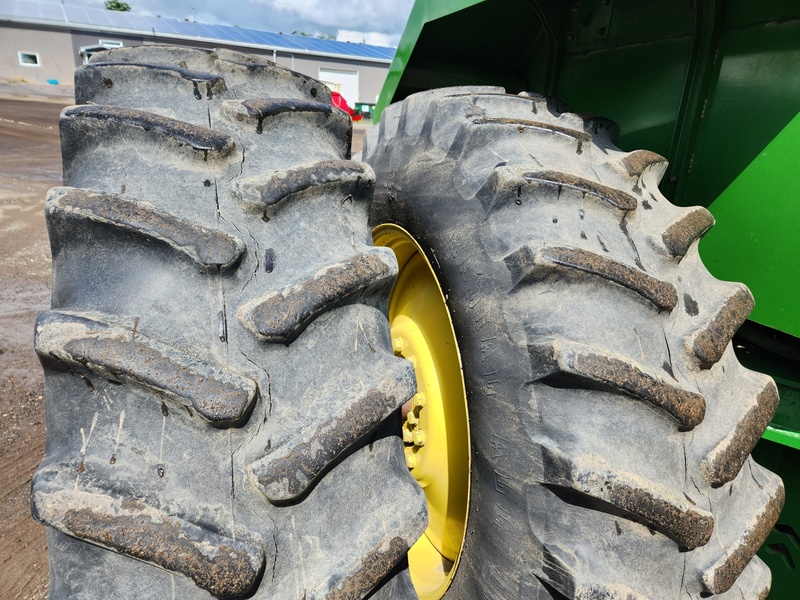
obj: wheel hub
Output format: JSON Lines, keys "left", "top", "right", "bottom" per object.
{"left": 373, "top": 224, "right": 471, "bottom": 599}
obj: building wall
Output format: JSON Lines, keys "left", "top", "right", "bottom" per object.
{"left": 0, "top": 21, "right": 389, "bottom": 104}
{"left": 0, "top": 23, "right": 75, "bottom": 84}
{"left": 279, "top": 53, "right": 387, "bottom": 105}
{"left": 70, "top": 30, "right": 144, "bottom": 68}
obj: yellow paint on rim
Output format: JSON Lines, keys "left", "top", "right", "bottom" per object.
{"left": 373, "top": 223, "right": 470, "bottom": 599}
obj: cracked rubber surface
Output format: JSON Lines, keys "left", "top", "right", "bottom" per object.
{"left": 363, "top": 87, "right": 783, "bottom": 599}
{"left": 33, "top": 46, "right": 426, "bottom": 599}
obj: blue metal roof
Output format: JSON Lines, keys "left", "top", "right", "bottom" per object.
{"left": 0, "top": 0, "right": 396, "bottom": 62}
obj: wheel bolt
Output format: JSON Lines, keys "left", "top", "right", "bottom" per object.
{"left": 413, "top": 430, "right": 425, "bottom": 447}
{"left": 404, "top": 448, "right": 416, "bottom": 469}
{"left": 402, "top": 426, "right": 413, "bottom": 444}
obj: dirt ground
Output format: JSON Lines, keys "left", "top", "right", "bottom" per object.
{"left": 0, "top": 94, "right": 367, "bottom": 598}
{"left": 0, "top": 97, "right": 65, "bottom": 599}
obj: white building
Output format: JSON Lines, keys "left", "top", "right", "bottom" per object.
{"left": 0, "top": 0, "right": 394, "bottom": 109}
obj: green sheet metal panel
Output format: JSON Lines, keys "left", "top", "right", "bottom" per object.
{"left": 554, "top": 0, "right": 694, "bottom": 159}
{"left": 681, "top": 19, "right": 800, "bottom": 208}
{"left": 377, "top": 0, "right": 573, "bottom": 116}
{"left": 376, "top": 0, "right": 486, "bottom": 118}
{"left": 700, "top": 112, "right": 800, "bottom": 338}
{"left": 555, "top": 35, "right": 693, "bottom": 160}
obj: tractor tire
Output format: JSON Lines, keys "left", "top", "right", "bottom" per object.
{"left": 362, "top": 87, "right": 784, "bottom": 599}
{"left": 32, "top": 46, "right": 426, "bottom": 599}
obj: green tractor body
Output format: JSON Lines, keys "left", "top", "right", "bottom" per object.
{"left": 377, "top": 0, "right": 800, "bottom": 595}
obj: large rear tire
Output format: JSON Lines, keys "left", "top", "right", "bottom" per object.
{"left": 33, "top": 46, "right": 426, "bottom": 599}
{"left": 363, "top": 87, "right": 783, "bottom": 599}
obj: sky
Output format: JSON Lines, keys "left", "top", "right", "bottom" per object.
{"left": 53, "top": 0, "right": 415, "bottom": 47}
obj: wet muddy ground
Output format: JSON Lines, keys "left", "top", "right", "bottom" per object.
{"left": 0, "top": 95, "right": 368, "bottom": 598}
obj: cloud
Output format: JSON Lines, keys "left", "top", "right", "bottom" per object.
{"left": 336, "top": 30, "right": 400, "bottom": 48}
{"left": 55, "top": 0, "right": 414, "bottom": 44}
{"left": 266, "top": 0, "right": 413, "bottom": 35}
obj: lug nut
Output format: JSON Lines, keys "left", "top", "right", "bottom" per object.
{"left": 412, "top": 392, "right": 426, "bottom": 411}
{"left": 393, "top": 337, "right": 405, "bottom": 355}
{"left": 413, "top": 430, "right": 425, "bottom": 447}
{"left": 404, "top": 448, "right": 416, "bottom": 469}
{"left": 406, "top": 412, "right": 418, "bottom": 428}
{"left": 402, "top": 426, "right": 413, "bottom": 444}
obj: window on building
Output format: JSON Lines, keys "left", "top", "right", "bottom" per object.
{"left": 80, "top": 43, "right": 124, "bottom": 65}
{"left": 18, "top": 52, "right": 41, "bottom": 66}
{"left": 98, "top": 40, "right": 123, "bottom": 48}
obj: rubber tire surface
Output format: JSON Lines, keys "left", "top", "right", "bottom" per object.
{"left": 32, "top": 46, "right": 426, "bottom": 599}
{"left": 363, "top": 87, "right": 784, "bottom": 599}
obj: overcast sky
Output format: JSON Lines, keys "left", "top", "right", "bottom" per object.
{"left": 53, "top": 0, "right": 415, "bottom": 47}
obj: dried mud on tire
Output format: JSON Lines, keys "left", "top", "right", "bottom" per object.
{"left": 363, "top": 87, "right": 783, "bottom": 599}
{"left": 32, "top": 47, "right": 425, "bottom": 598}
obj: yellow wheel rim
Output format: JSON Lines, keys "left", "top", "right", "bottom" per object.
{"left": 373, "top": 224, "right": 470, "bottom": 599}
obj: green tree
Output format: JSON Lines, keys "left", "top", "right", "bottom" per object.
{"left": 291, "top": 31, "right": 336, "bottom": 40}
{"left": 105, "top": 1, "right": 131, "bottom": 11}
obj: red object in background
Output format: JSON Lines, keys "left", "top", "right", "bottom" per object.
{"left": 331, "top": 91, "right": 362, "bottom": 121}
